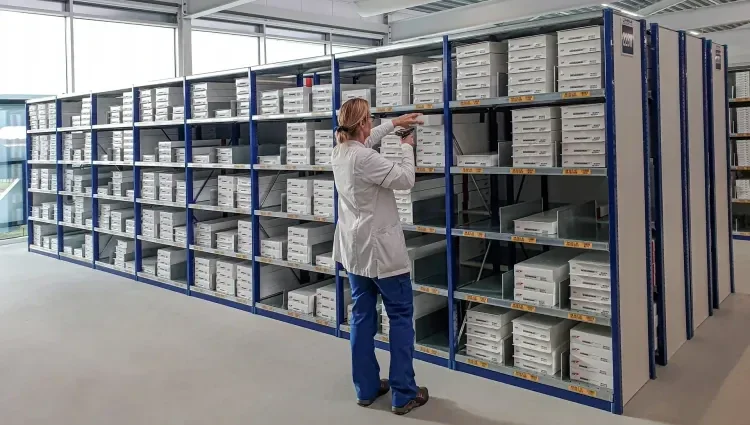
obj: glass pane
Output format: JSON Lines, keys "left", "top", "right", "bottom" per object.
{"left": 0, "top": 11, "right": 66, "bottom": 95}
{"left": 192, "top": 31, "right": 260, "bottom": 75}
{"left": 265, "top": 38, "right": 326, "bottom": 64}
{"left": 0, "top": 103, "right": 27, "bottom": 240}
{"left": 74, "top": 19, "right": 175, "bottom": 91}
{"left": 332, "top": 45, "right": 363, "bottom": 54}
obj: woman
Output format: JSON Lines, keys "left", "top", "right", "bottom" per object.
{"left": 331, "top": 98, "right": 429, "bottom": 415}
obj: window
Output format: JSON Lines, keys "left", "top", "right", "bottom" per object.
{"left": 265, "top": 38, "right": 326, "bottom": 64}
{"left": 192, "top": 31, "right": 260, "bottom": 75}
{"left": 0, "top": 11, "right": 66, "bottom": 95}
{"left": 74, "top": 19, "right": 175, "bottom": 91}
{"left": 332, "top": 45, "right": 363, "bottom": 54}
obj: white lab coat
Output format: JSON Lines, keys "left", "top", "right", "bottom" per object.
{"left": 332, "top": 122, "right": 416, "bottom": 279}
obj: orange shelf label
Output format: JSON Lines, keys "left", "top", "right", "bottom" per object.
{"left": 258, "top": 257, "right": 272, "bottom": 264}
{"left": 314, "top": 266, "right": 331, "bottom": 273}
{"left": 511, "top": 303, "right": 536, "bottom": 313}
{"left": 568, "top": 313, "right": 597, "bottom": 323}
{"left": 415, "top": 103, "right": 434, "bottom": 110}
{"left": 459, "top": 100, "right": 481, "bottom": 107}
{"left": 376, "top": 107, "right": 394, "bottom": 113}
{"left": 514, "top": 371, "right": 540, "bottom": 382}
{"left": 510, "top": 168, "right": 536, "bottom": 175}
{"left": 378, "top": 335, "right": 390, "bottom": 343}
{"left": 258, "top": 304, "right": 272, "bottom": 311}
{"left": 462, "top": 231, "right": 486, "bottom": 239}
{"left": 466, "top": 295, "right": 489, "bottom": 304}
{"left": 417, "top": 346, "right": 439, "bottom": 356}
{"left": 461, "top": 167, "right": 484, "bottom": 174}
{"left": 315, "top": 319, "right": 330, "bottom": 326}
{"left": 287, "top": 311, "right": 302, "bottom": 319}
{"left": 418, "top": 286, "right": 440, "bottom": 295}
{"left": 511, "top": 236, "right": 537, "bottom": 244}
{"left": 286, "top": 214, "right": 299, "bottom": 219}
{"left": 569, "top": 385, "right": 597, "bottom": 397}
{"left": 509, "top": 95, "right": 535, "bottom": 103}
{"left": 314, "top": 217, "right": 328, "bottom": 222}
{"left": 562, "top": 91, "right": 591, "bottom": 99}
{"left": 312, "top": 166, "right": 327, "bottom": 171}
{"left": 415, "top": 226, "right": 436, "bottom": 234}
{"left": 563, "top": 168, "right": 593, "bottom": 176}
{"left": 416, "top": 167, "right": 436, "bottom": 173}
{"left": 564, "top": 241, "right": 594, "bottom": 249}
{"left": 287, "top": 261, "right": 303, "bottom": 269}
{"left": 467, "top": 358, "right": 489, "bottom": 369}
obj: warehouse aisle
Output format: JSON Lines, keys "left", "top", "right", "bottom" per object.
{"left": 0, "top": 244, "right": 671, "bottom": 425}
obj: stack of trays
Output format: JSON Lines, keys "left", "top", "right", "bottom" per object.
{"left": 412, "top": 60, "right": 454, "bottom": 105}
{"left": 508, "top": 35, "right": 557, "bottom": 96}
{"left": 455, "top": 42, "right": 507, "bottom": 101}
{"left": 283, "top": 87, "right": 312, "bottom": 114}
{"left": 568, "top": 252, "right": 611, "bottom": 317}
{"left": 512, "top": 107, "right": 561, "bottom": 168}
{"left": 513, "top": 249, "right": 580, "bottom": 307}
{"left": 557, "top": 26, "right": 604, "bottom": 92}
{"left": 260, "top": 89, "right": 283, "bottom": 115}
{"left": 465, "top": 305, "right": 522, "bottom": 364}
{"left": 561, "top": 104, "right": 606, "bottom": 168}
{"left": 512, "top": 314, "right": 574, "bottom": 375}
{"left": 570, "top": 323, "right": 613, "bottom": 389}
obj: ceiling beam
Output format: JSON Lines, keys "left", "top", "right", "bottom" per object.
{"left": 636, "top": 0, "right": 684, "bottom": 16}
{"left": 389, "top": 0, "right": 600, "bottom": 41}
{"left": 649, "top": 1, "right": 750, "bottom": 30}
{"left": 355, "top": 0, "right": 437, "bottom": 17}
{"left": 185, "top": 0, "right": 259, "bottom": 19}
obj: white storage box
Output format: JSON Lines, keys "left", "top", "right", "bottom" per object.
{"left": 512, "top": 314, "right": 574, "bottom": 346}
{"left": 514, "top": 249, "right": 579, "bottom": 282}
{"left": 558, "top": 39, "right": 601, "bottom": 57}
{"left": 466, "top": 304, "right": 523, "bottom": 329}
{"left": 561, "top": 153, "right": 606, "bottom": 168}
{"left": 456, "top": 41, "right": 508, "bottom": 58}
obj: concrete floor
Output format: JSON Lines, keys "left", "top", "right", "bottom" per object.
{"left": 0, "top": 243, "right": 746, "bottom": 425}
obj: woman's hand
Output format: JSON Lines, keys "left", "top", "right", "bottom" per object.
{"left": 401, "top": 133, "right": 416, "bottom": 147}
{"left": 392, "top": 113, "right": 424, "bottom": 128}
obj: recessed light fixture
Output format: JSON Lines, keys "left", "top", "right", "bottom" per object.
{"left": 601, "top": 3, "right": 643, "bottom": 17}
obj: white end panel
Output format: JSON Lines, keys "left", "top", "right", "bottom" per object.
{"left": 732, "top": 239, "right": 750, "bottom": 294}
{"left": 686, "top": 36, "right": 710, "bottom": 328}
{"left": 657, "top": 28, "right": 687, "bottom": 359}
{"left": 712, "top": 42, "right": 732, "bottom": 304}
{"left": 613, "top": 15, "right": 650, "bottom": 404}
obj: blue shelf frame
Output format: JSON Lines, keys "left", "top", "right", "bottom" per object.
{"left": 25, "top": 9, "right": 733, "bottom": 415}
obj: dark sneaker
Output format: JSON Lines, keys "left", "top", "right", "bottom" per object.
{"left": 357, "top": 379, "right": 391, "bottom": 407}
{"left": 392, "top": 387, "right": 429, "bottom": 415}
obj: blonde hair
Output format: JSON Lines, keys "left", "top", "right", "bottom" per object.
{"left": 336, "top": 98, "right": 370, "bottom": 144}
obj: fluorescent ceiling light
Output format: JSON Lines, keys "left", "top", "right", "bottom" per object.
{"left": 601, "top": 3, "right": 643, "bottom": 17}
{"left": 689, "top": 30, "right": 701, "bottom": 35}
{"left": 355, "top": 0, "right": 438, "bottom": 17}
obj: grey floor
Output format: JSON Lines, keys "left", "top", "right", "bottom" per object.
{"left": 0, "top": 243, "right": 746, "bottom": 425}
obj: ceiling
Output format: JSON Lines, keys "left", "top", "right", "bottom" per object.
{"left": 399, "top": 0, "right": 750, "bottom": 33}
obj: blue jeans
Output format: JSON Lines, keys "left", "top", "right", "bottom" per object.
{"left": 348, "top": 272, "right": 417, "bottom": 408}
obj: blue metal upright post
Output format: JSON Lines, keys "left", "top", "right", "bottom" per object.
{"left": 184, "top": 79, "right": 193, "bottom": 296}
{"left": 56, "top": 99, "right": 63, "bottom": 255}
{"left": 249, "top": 71, "right": 260, "bottom": 311}
{"left": 313, "top": 73, "right": 321, "bottom": 86}
{"left": 723, "top": 45, "right": 735, "bottom": 295}
{"left": 133, "top": 87, "right": 142, "bottom": 276}
{"left": 641, "top": 21, "right": 656, "bottom": 379}
{"left": 604, "top": 9, "right": 623, "bottom": 414}
{"left": 650, "top": 24, "right": 669, "bottom": 367}
{"left": 442, "top": 35, "right": 457, "bottom": 369}
{"left": 25, "top": 103, "right": 31, "bottom": 250}
{"left": 678, "top": 32, "right": 695, "bottom": 339}
{"left": 91, "top": 94, "right": 99, "bottom": 266}
{"left": 705, "top": 39, "right": 720, "bottom": 310}
{"left": 702, "top": 40, "right": 715, "bottom": 316}
{"left": 331, "top": 58, "right": 342, "bottom": 338}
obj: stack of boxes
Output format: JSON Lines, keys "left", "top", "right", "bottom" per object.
{"left": 255, "top": 218, "right": 289, "bottom": 259}
{"left": 191, "top": 82, "right": 236, "bottom": 119}
{"left": 62, "top": 234, "right": 86, "bottom": 258}
{"left": 513, "top": 249, "right": 581, "bottom": 308}
{"left": 465, "top": 305, "right": 522, "bottom": 365}
{"left": 512, "top": 315, "right": 575, "bottom": 375}
{"left": 287, "top": 122, "right": 322, "bottom": 166}
{"left": 114, "top": 239, "right": 139, "bottom": 272}
{"left": 376, "top": 55, "right": 422, "bottom": 107}
{"left": 342, "top": 87, "right": 376, "bottom": 104}
{"left": 313, "top": 178, "right": 334, "bottom": 217}
{"left": 508, "top": 35, "right": 557, "bottom": 96}
{"left": 561, "top": 104, "right": 606, "bottom": 168}
{"left": 570, "top": 323, "right": 613, "bottom": 389}
{"left": 215, "top": 259, "right": 247, "bottom": 296}
{"left": 568, "top": 252, "right": 611, "bottom": 317}
{"left": 159, "top": 209, "right": 187, "bottom": 243}
{"left": 283, "top": 87, "right": 312, "bottom": 114}
{"left": 736, "top": 71, "right": 750, "bottom": 99}
{"left": 33, "top": 224, "right": 56, "bottom": 249}
{"left": 287, "top": 280, "right": 332, "bottom": 315}
{"left": 110, "top": 130, "right": 137, "bottom": 162}
{"left": 194, "top": 217, "right": 239, "bottom": 249}
{"left": 314, "top": 129, "right": 334, "bottom": 166}
{"left": 312, "top": 85, "right": 334, "bottom": 113}
{"left": 455, "top": 42, "right": 508, "bottom": 101}
{"left": 381, "top": 293, "right": 447, "bottom": 339}
{"left": 62, "top": 133, "right": 85, "bottom": 161}
{"left": 72, "top": 197, "right": 91, "bottom": 226}
{"left": 217, "top": 174, "right": 250, "bottom": 210}
{"left": 236, "top": 77, "right": 250, "bottom": 118}
{"left": 315, "top": 283, "right": 352, "bottom": 321}
{"left": 394, "top": 176, "right": 445, "bottom": 225}
{"left": 736, "top": 107, "right": 750, "bottom": 135}
{"left": 98, "top": 202, "right": 130, "bottom": 232}
{"left": 112, "top": 170, "right": 134, "bottom": 198}
{"left": 557, "top": 26, "right": 604, "bottom": 92}
{"left": 412, "top": 60, "right": 452, "bottom": 105}
{"left": 287, "top": 222, "right": 334, "bottom": 265}
{"left": 512, "top": 107, "right": 561, "bottom": 168}
{"left": 122, "top": 91, "right": 134, "bottom": 123}
{"left": 286, "top": 177, "right": 314, "bottom": 215}
{"left": 157, "top": 247, "right": 187, "bottom": 280}
{"left": 28, "top": 102, "right": 57, "bottom": 130}
{"left": 141, "top": 207, "right": 171, "bottom": 238}
{"left": 737, "top": 178, "right": 750, "bottom": 200}
{"left": 416, "top": 115, "right": 487, "bottom": 169}
{"left": 260, "top": 89, "right": 283, "bottom": 115}
{"left": 140, "top": 87, "right": 182, "bottom": 122}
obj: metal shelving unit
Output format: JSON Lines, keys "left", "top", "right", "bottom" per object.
{"left": 728, "top": 64, "right": 750, "bottom": 295}
{"left": 25, "top": 8, "right": 734, "bottom": 415}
